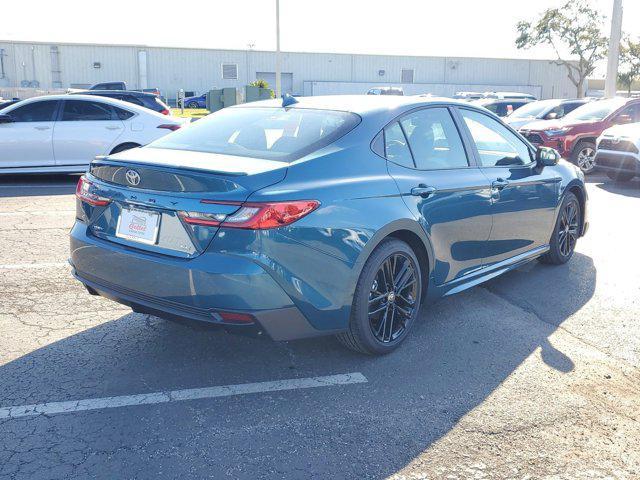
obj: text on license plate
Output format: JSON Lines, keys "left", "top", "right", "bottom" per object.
{"left": 116, "top": 208, "right": 160, "bottom": 245}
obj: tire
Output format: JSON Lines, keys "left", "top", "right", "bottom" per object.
{"left": 110, "top": 143, "right": 140, "bottom": 155}
{"left": 188, "top": 102, "right": 199, "bottom": 109}
{"left": 337, "top": 239, "right": 422, "bottom": 355}
{"left": 571, "top": 141, "right": 597, "bottom": 174}
{"left": 606, "top": 170, "right": 635, "bottom": 182}
{"left": 539, "top": 192, "right": 581, "bottom": 265}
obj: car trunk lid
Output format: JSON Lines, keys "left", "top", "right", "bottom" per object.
{"left": 83, "top": 147, "right": 288, "bottom": 257}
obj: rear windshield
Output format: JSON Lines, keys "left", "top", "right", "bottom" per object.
{"left": 150, "top": 107, "right": 360, "bottom": 162}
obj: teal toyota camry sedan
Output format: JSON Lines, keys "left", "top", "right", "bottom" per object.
{"left": 70, "top": 95, "right": 588, "bottom": 354}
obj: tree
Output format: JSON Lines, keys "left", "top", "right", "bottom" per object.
{"left": 515, "top": 0, "right": 608, "bottom": 98}
{"left": 618, "top": 37, "right": 640, "bottom": 95}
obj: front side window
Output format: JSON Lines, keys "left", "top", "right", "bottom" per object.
{"left": 61, "top": 100, "right": 114, "bottom": 121}
{"left": 460, "top": 109, "right": 533, "bottom": 167}
{"left": 617, "top": 103, "right": 640, "bottom": 122}
{"left": 399, "top": 108, "right": 468, "bottom": 170}
{"left": 383, "top": 122, "right": 414, "bottom": 168}
{"left": 8, "top": 100, "right": 58, "bottom": 122}
{"left": 150, "top": 107, "right": 360, "bottom": 162}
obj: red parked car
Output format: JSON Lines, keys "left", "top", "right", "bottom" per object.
{"left": 519, "top": 97, "right": 640, "bottom": 173}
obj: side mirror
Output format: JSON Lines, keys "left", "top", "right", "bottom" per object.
{"left": 0, "top": 114, "right": 13, "bottom": 124}
{"left": 545, "top": 112, "right": 559, "bottom": 120}
{"left": 613, "top": 113, "right": 633, "bottom": 125}
{"left": 536, "top": 146, "right": 560, "bottom": 167}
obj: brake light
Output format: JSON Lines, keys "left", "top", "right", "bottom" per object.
{"left": 76, "top": 176, "right": 111, "bottom": 206}
{"left": 179, "top": 200, "right": 319, "bottom": 229}
{"left": 160, "top": 109, "right": 170, "bottom": 116}
{"left": 157, "top": 124, "right": 180, "bottom": 131}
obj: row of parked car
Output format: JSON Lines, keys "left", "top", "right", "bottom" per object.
{"left": 510, "top": 96, "right": 640, "bottom": 180}
{"left": 1, "top": 85, "right": 639, "bottom": 181}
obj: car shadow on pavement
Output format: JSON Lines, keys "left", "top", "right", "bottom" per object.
{"left": 0, "top": 253, "right": 596, "bottom": 479}
{"left": 0, "top": 174, "right": 80, "bottom": 197}
{"left": 593, "top": 177, "right": 640, "bottom": 198}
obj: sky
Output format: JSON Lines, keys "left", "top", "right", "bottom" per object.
{"left": 3, "top": 0, "right": 640, "bottom": 68}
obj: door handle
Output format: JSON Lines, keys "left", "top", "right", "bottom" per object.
{"left": 410, "top": 185, "right": 437, "bottom": 198}
{"left": 34, "top": 126, "right": 50, "bottom": 130}
{"left": 491, "top": 178, "right": 509, "bottom": 190}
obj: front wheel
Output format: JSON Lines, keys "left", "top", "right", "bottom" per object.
{"left": 337, "top": 239, "right": 422, "bottom": 355}
{"left": 571, "top": 141, "right": 597, "bottom": 174}
{"left": 539, "top": 192, "right": 581, "bottom": 265}
{"left": 188, "top": 102, "right": 199, "bottom": 109}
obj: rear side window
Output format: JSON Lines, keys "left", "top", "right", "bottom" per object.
{"left": 61, "top": 100, "right": 114, "bottom": 121}
{"left": 113, "top": 106, "right": 134, "bottom": 120}
{"left": 399, "top": 108, "right": 468, "bottom": 170}
{"left": 384, "top": 122, "right": 414, "bottom": 168}
{"left": 460, "top": 109, "right": 533, "bottom": 167}
{"left": 150, "top": 107, "right": 360, "bottom": 162}
{"left": 8, "top": 100, "right": 58, "bottom": 122}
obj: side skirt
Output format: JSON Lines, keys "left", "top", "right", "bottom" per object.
{"left": 427, "top": 245, "right": 550, "bottom": 301}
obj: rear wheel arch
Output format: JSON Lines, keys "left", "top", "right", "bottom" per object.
{"left": 353, "top": 220, "right": 433, "bottom": 300}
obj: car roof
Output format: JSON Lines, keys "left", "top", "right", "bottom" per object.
{"left": 3, "top": 94, "right": 164, "bottom": 117}
{"left": 233, "top": 95, "right": 470, "bottom": 116}
{"left": 77, "top": 90, "right": 156, "bottom": 98}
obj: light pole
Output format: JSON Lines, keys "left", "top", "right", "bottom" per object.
{"left": 604, "top": 0, "right": 624, "bottom": 98}
{"left": 275, "top": 0, "right": 281, "bottom": 98}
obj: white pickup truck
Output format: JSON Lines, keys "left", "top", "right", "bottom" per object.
{"left": 595, "top": 122, "right": 640, "bottom": 182}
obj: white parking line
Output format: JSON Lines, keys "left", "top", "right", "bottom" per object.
{"left": 0, "top": 372, "right": 368, "bottom": 419}
{"left": 0, "top": 262, "right": 68, "bottom": 270}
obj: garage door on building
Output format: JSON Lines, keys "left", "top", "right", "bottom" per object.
{"left": 256, "top": 72, "right": 293, "bottom": 95}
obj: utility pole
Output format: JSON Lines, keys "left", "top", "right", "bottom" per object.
{"left": 275, "top": 0, "right": 281, "bottom": 98}
{"left": 604, "top": 0, "right": 624, "bottom": 98}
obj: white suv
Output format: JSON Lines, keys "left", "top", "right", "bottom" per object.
{"left": 595, "top": 122, "right": 640, "bottom": 182}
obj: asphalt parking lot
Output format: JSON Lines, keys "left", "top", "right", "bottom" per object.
{"left": 0, "top": 173, "right": 639, "bottom": 479}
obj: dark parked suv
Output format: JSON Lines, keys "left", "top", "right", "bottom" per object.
{"left": 71, "top": 90, "right": 171, "bottom": 115}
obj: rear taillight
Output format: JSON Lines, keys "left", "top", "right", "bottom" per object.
{"left": 157, "top": 124, "right": 180, "bottom": 131}
{"left": 179, "top": 200, "right": 319, "bottom": 230}
{"left": 160, "top": 109, "right": 170, "bottom": 115}
{"left": 76, "top": 176, "right": 111, "bottom": 206}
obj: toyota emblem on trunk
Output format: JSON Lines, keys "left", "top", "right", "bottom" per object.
{"left": 125, "top": 169, "right": 141, "bottom": 186}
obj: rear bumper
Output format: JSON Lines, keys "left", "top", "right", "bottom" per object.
{"left": 69, "top": 222, "right": 330, "bottom": 341}
{"left": 595, "top": 151, "right": 640, "bottom": 175}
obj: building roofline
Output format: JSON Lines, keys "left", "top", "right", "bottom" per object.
{"left": 0, "top": 38, "right": 573, "bottom": 64}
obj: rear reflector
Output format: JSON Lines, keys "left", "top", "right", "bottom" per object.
{"left": 76, "top": 176, "right": 111, "bottom": 206}
{"left": 179, "top": 200, "right": 320, "bottom": 230}
{"left": 160, "top": 109, "right": 170, "bottom": 116}
{"left": 215, "top": 311, "right": 256, "bottom": 324}
{"left": 157, "top": 124, "right": 180, "bottom": 131}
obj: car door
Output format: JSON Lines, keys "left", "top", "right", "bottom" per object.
{"left": 457, "top": 108, "right": 558, "bottom": 267}
{"left": 384, "top": 106, "right": 493, "bottom": 286}
{"left": 0, "top": 99, "right": 59, "bottom": 168}
{"left": 53, "top": 99, "right": 125, "bottom": 166}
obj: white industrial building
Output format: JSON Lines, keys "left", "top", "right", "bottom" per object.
{"left": 0, "top": 40, "right": 581, "bottom": 101}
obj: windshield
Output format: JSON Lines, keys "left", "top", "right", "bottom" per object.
{"left": 565, "top": 98, "right": 626, "bottom": 122}
{"left": 150, "top": 107, "right": 360, "bottom": 162}
{"left": 509, "top": 100, "right": 557, "bottom": 119}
